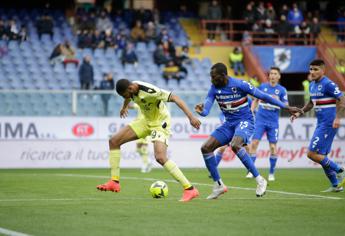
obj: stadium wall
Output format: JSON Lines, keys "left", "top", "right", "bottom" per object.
{"left": 0, "top": 117, "right": 344, "bottom": 168}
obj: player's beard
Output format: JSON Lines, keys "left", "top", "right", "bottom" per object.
{"left": 212, "top": 77, "right": 227, "bottom": 88}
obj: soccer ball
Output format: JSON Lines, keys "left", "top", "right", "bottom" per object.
{"left": 149, "top": 181, "right": 168, "bottom": 198}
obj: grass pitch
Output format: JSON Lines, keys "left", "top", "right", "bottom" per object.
{"left": 0, "top": 168, "right": 344, "bottom": 236}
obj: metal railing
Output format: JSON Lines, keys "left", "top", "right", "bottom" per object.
{"left": 0, "top": 90, "right": 314, "bottom": 117}
{"left": 200, "top": 19, "right": 345, "bottom": 46}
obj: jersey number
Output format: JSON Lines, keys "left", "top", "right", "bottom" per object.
{"left": 239, "top": 121, "right": 248, "bottom": 129}
{"left": 312, "top": 136, "right": 320, "bottom": 148}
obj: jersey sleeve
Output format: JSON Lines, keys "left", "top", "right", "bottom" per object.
{"left": 280, "top": 88, "right": 289, "bottom": 104}
{"left": 156, "top": 88, "right": 172, "bottom": 102}
{"left": 325, "top": 82, "right": 343, "bottom": 99}
{"left": 239, "top": 80, "right": 258, "bottom": 97}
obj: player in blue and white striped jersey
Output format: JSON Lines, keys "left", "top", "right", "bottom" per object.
{"left": 291, "top": 59, "right": 345, "bottom": 192}
{"left": 195, "top": 63, "right": 302, "bottom": 199}
{"left": 249, "top": 67, "right": 288, "bottom": 181}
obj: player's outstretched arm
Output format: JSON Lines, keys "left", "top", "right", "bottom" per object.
{"left": 334, "top": 96, "right": 345, "bottom": 128}
{"left": 253, "top": 88, "right": 303, "bottom": 115}
{"left": 120, "top": 98, "right": 131, "bottom": 118}
{"left": 169, "top": 94, "right": 201, "bottom": 129}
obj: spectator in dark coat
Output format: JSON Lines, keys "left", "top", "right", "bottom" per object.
{"left": 121, "top": 43, "right": 138, "bottom": 66}
{"left": 36, "top": 14, "right": 54, "bottom": 40}
{"left": 153, "top": 43, "right": 169, "bottom": 66}
{"left": 79, "top": 56, "right": 94, "bottom": 90}
{"left": 99, "top": 73, "right": 115, "bottom": 116}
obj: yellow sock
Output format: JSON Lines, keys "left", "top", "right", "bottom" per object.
{"left": 109, "top": 149, "right": 120, "bottom": 181}
{"left": 163, "top": 160, "right": 192, "bottom": 189}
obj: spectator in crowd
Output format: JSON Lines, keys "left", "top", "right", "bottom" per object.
{"left": 336, "top": 59, "right": 345, "bottom": 75}
{"left": 163, "top": 38, "right": 176, "bottom": 59}
{"left": 243, "top": 2, "right": 256, "bottom": 30}
{"left": 121, "top": 43, "right": 138, "bottom": 66}
{"left": 36, "top": 13, "right": 54, "bottom": 40}
{"left": 156, "top": 28, "right": 169, "bottom": 44}
{"left": 206, "top": 0, "right": 222, "bottom": 42}
{"left": 153, "top": 43, "right": 169, "bottom": 66}
{"left": 265, "top": 3, "right": 276, "bottom": 21}
{"left": 96, "top": 10, "right": 113, "bottom": 33}
{"left": 49, "top": 41, "right": 79, "bottom": 66}
{"left": 62, "top": 41, "right": 79, "bottom": 67}
{"left": 9, "top": 19, "right": 19, "bottom": 40}
{"left": 229, "top": 47, "right": 245, "bottom": 76}
{"left": 101, "top": 29, "right": 116, "bottom": 49}
{"left": 277, "top": 15, "right": 291, "bottom": 44}
{"left": 18, "top": 25, "right": 28, "bottom": 42}
{"left": 299, "top": 21, "right": 311, "bottom": 44}
{"left": 279, "top": 4, "right": 289, "bottom": 18}
{"left": 131, "top": 20, "right": 146, "bottom": 43}
{"left": 336, "top": 10, "right": 345, "bottom": 42}
{"left": 145, "top": 21, "right": 157, "bottom": 42}
{"left": 177, "top": 46, "right": 191, "bottom": 65}
{"left": 163, "top": 60, "right": 186, "bottom": 84}
{"left": 99, "top": 72, "right": 115, "bottom": 116}
{"left": 263, "top": 19, "right": 275, "bottom": 43}
{"left": 310, "top": 17, "right": 321, "bottom": 43}
{"left": 79, "top": 55, "right": 94, "bottom": 90}
{"left": 288, "top": 3, "right": 304, "bottom": 27}
{"left": 49, "top": 43, "right": 66, "bottom": 65}
{"left": 254, "top": 1, "right": 266, "bottom": 22}
{"left": 114, "top": 32, "right": 127, "bottom": 55}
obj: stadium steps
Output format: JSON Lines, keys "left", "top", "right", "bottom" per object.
{"left": 320, "top": 26, "right": 338, "bottom": 43}
{"left": 179, "top": 18, "right": 203, "bottom": 46}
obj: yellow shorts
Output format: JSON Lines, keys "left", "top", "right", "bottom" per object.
{"left": 129, "top": 118, "right": 171, "bottom": 146}
{"left": 136, "top": 136, "right": 149, "bottom": 145}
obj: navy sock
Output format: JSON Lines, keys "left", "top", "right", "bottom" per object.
{"left": 237, "top": 148, "right": 260, "bottom": 178}
{"left": 322, "top": 167, "right": 338, "bottom": 187}
{"left": 320, "top": 157, "right": 341, "bottom": 173}
{"left": 269, "top": 155, "right": 278, "bottom": 174}
{"left": 203, "top": 152, "right": 220, "bottom": 182}
{"left": 215, "top": 151, "right": 223, "bottom": 166}
{"left": 250, "top": 154, "right": 256, "bottom": 163}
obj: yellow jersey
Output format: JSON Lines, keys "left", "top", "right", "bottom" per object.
{"left": 131, "top": 81, "right": 171, "bottom": 125}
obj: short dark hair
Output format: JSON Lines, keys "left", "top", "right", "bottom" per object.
{"left": 270, "top": 66, "right": 281, "bottom": 74}
{"left": 116, "top": 79, "right": 131, "bottom": 95}
{"left": 310, "top": 59, "right": 325, "bottom": 67}
{"left": 211, "top": 63, "right": 228, "bottom": 75}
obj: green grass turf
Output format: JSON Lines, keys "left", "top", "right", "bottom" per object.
{"left": 0, "top": 168, "right": 344, "bottom": 236}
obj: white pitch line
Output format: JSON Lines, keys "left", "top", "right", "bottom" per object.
{"left": 0, "top": 227, "right": 32, "bottom": 236}
{"left": 56, "top": 173, "right": 343, "bottom": 200}
{"left": 0, "top": 197, "right": 338, "bottom": 202}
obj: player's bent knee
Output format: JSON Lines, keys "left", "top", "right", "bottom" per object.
{"left": 230, "top": 143, "right": 241, "bottom": 153}
{"left": 155, "top": 155, "right": 167, "bottom": 165}
{"left": 307, "top": 151, "right": 314, "bottom": 159}
{"left": 109, "top": 137, "right": 121, "bottom": 149}
{"left": 201, "top": 144, "right": 213, "bottom": 154}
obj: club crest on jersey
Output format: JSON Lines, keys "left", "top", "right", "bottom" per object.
{"left": 231, "top": 87, "right": 237, "bottom": 93}
{"left": 264, "top": 88, "right": 268, "bottom": 92}
{"left": 275, "top": 89, "right": 279, "bottom": 95}
{"left": 318, "top": 85, "right": 322, "bottom": 91}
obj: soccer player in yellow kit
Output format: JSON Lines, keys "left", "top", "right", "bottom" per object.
{"left": 97, "top": 79, "right": 201, "bottom": 202}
